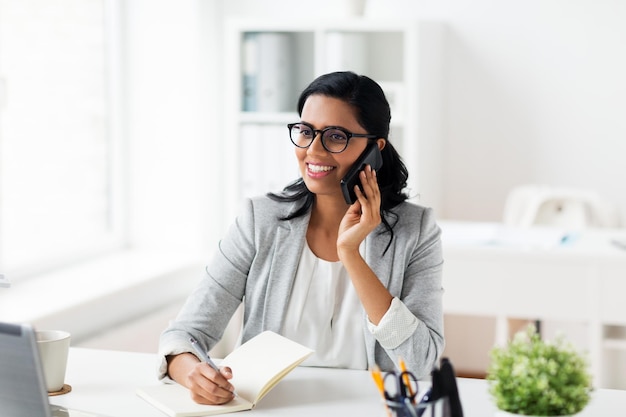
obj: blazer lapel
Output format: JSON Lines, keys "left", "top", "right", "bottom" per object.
{"left": 261, "top": 208, "right": 311, "bottom": 333}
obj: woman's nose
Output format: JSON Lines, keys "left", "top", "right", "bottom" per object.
{"left": 307, "top": 132, "right": 326, "bottom": 155}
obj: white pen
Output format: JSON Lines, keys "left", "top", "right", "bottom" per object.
{"left": 189, "top": 337, "right": 220, "bottom": 371}
{"left": 189, "top": 337, "right": 238, "bottom": 397}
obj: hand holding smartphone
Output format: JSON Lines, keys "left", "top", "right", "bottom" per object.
{"left": 340, "top": 142, "right": 383, "bottom": 205}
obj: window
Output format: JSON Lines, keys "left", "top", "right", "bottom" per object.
{"left": 0, "top": 0, "right": 125, "bottom": 279}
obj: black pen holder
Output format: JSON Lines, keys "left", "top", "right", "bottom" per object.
{"left": 386, "top": 396, "right": 447, "bottom": 417}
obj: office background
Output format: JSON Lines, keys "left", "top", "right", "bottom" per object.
{"left": 1, "top": 0, "right": 625, "bottom": 387}
{"left": 127, "top": 0, "right": 626, "bottom": 252}
{"left": 222, "top": 0, "right": 626, "bottom": 223}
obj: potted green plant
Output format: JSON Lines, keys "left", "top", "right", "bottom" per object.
{"left": 487, "top": 325, "right": 593, "bottom": 416}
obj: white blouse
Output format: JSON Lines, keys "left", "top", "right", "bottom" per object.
{"left": 281, "top": 242, "right": 368, "bottom": 369}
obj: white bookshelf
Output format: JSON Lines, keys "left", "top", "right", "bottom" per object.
{"left": 221, "top": 18, "right": 444, "bottom": 220}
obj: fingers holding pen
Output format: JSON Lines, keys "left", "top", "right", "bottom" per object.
{"left": 187, "top": 363, "right": 236, "bottom": 405}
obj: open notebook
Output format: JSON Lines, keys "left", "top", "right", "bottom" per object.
{"left": 137, "top": 331, "right": 314, "bottom": 417}
{"left": 0, "top": 321, "right": 111, "bottom": 417}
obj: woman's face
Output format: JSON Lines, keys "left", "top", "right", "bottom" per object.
{"left": 296, "top": 94, "right": 372, "bottom": 202}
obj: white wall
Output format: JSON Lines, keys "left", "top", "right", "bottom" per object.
{"left": 419, "top": 0, "right": 626, "bottom": 222}
{"left": 222, "top": 0, "right": 626, "bottom": 223}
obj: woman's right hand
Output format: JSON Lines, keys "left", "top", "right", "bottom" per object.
{"left": 167, "top": 353, "right": 236, "bottom": 405}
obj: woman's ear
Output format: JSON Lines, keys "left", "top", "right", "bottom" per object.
{"left": 376, "top": 138, "right": 386, "bottom": 151}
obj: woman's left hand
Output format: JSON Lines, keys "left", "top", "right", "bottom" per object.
{"left": 337, "top": 165, "right": 382, "bottom": 253}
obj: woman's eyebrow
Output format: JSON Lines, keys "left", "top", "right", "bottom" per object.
{"left": 299, "top": 121, "right": 348, "bottom": 130}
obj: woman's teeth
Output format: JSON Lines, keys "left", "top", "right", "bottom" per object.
{"left": 308, "top": 164, "right": 334, "bottom": 173}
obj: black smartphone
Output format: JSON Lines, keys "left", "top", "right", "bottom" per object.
{"left": 340, "top": 142, "right": 383, "bottom": 205}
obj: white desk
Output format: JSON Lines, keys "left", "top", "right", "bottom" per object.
{"left": 51, "top": 348, "right": 626, "bottom": 417}
{"left": 440, "top": 221, "right": 626, "bottom": 388}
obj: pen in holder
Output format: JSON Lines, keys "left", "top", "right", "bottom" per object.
{"left": 375, "top": 358, "right": 464, "bottom": 417}
{"left": 385, "top": 392, "right": 446, "bottom": 417}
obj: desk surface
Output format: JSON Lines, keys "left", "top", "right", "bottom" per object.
{"left": 51, "top": 348, "right": 626, "bottom": 417}
{"left": 440, "top": 220, "right": 626, "bottom": 257}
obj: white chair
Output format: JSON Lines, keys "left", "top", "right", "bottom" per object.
{"left": 503, "top": 184, "right": 621, "bottom": 230}
{"left": 499, "top": 184, "right": 621, "bottom": 343}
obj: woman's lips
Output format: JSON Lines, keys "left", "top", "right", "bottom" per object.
{"left": 306, "top": 163, "right": 335, "bottom": 178}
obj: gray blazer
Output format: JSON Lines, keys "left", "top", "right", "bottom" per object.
{"left": 159, "top": 196, "right": 444, "bottom": 378}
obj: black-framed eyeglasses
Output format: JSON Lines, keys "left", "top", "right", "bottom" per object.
{"left": 287, "top": 122, "right": 378, "bottom": 153}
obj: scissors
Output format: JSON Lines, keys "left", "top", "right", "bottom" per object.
{"left": 383, "top": 370, "right": 418, "bottom": 414}
{"left": 384, "top": 370, "right": 418, "bottom": 402}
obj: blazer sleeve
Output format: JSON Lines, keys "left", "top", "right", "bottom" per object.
{"left": 156, "top": 199, "right": 257, "bottom": 380}
{"left": 373, "top": 206, "right": 445, "bottom": 378}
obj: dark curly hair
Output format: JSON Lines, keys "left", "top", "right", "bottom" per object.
{"left": 267, "top": 71, "right": 410, "bottom": 254}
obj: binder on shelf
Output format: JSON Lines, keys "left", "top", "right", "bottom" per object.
{"left": 257, "top": 33, "right": 293, "bottom": 112}
{"left": 241, "top": 32, "right": 293, "bottom": 113}
{"left": 324, "top": 31, "right": 368, "bottom": 75}
{"left": 242, "top": 33, "right": 259, "bottom": 112}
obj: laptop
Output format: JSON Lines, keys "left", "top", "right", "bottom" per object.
{"left": 0, "top": 321, "right": 110, "bottom": 417}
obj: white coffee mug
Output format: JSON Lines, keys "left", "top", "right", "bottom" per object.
{"left": 36, "top": 330, "right": 71, "bottom": 392}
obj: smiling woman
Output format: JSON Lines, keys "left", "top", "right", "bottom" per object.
{"left": 0, "top": 0, "right": 125, "bottom": 279}
{"left": 159, "top": 72, "right": 445, "bottom": 407}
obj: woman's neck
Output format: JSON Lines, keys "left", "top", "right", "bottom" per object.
{"left": 309, "top": 195, "right": 348, "bottom": 231}
{"left": 306, "top": 195, "right": 349, "bottom": 261}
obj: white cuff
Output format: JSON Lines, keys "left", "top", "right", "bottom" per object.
{"left": 367, "top": 297, "right": 419, "bottom": 349}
